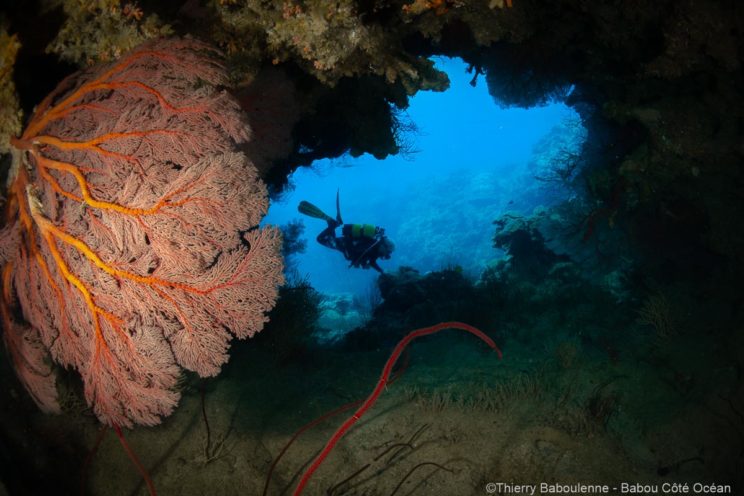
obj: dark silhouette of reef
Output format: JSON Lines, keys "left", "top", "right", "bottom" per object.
{"left": 3, "top": 1, "right": 739, "bottom": 281}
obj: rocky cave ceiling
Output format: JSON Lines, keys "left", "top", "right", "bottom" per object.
{"left": 1, "top": 0, "right": 742, "bottom": 285}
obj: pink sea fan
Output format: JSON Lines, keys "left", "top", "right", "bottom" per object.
{"left": 0, "top": 37, "right": 284, "bottom": 428}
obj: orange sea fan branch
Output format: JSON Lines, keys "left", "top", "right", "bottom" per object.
{"left": 35, "top": 153, "right": 181, "bottom": 216}
{"left": 34, "top": 129, "right": 185, "bottom": 150}
{"left": 1, "top": 38, "right": 283, "bottom": 428}
{"left": 2, "top": 263, "right": 13, "bottom": 309}
{"left": 31, "top": 202, "right": 237, "bottom": 298}
{"left": 83, "top": 80, "right": 211, "bottom": 114}
{"left": 22, "top": 48, "right": 206, "bottom": 138}
{"left": 39, "top": 227, "right": 128, "bottom": 375}
{"left": 40, "top": 102, "right": 118, "bottom": 126}
{"left": 8, "top": 170, "right": 76, "bottom": 347}
{"left": 36, "top": 159, "right": 85, "bottom": 203}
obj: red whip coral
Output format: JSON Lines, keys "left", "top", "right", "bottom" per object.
{"left": 293, "top": 322, "right": 502, "bottom": 495}
{"left": 0, "top": 38, "right": 283, "bottom": 427}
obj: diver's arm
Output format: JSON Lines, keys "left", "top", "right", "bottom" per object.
{"left": 370, "top": 259, "right": 384, "bottom": 273}
{"left": 317, "top": 222, "right": 340, "bottom": 250}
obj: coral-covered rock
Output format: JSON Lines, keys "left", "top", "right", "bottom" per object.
{"left": 0, "top": 38, "right": 283, "bottom": 427}
{"left": 0, "top": 27, "right": 22, "bottom": 156}
{"left": 493, "top": 212, "right": 568, "bottom": 280}
{"left": 46, "top": 0, "right": 173, "bottom": 66}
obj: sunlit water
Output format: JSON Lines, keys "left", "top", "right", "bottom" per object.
{"left": 264, "top": 57, "right": 582, "bottom": 296}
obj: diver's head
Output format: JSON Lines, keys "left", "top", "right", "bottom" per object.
{"left": 378, "top": 237, "right": 395, "bottom": 259}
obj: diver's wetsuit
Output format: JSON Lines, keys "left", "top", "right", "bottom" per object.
{"left": 317, "top": 221, "right": 386, "bottom": 273}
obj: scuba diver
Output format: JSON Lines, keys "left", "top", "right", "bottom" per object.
{"left": 298, "top": 191, "right": 394, "bottom": 273}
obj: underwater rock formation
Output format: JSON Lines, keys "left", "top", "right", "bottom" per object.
{"left": 342, "top": 267, "right": 488, "bottom": 349}
{"left": 45, "top": 0, "right": 173, "bottom": 66}
{"left": 0, "top": 26, "right": 21, "bottom": 157}
{"left": 493, "top": 212, "right": 569, "bottom": 280}
{"left": 0, "top": 38, "right": 283, "bottom": 427}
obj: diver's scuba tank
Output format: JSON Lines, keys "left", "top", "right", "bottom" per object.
{"left": 342, "top": 224, "right": 381, "bottom": 239}
{"left": 345, "top": 225, "right": 387, "bottom": 268}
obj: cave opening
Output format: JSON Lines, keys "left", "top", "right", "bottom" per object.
{"left": 2, "top": 2, "right": 743, "bottom": 494}
{"left": 265, "top": 56, "right": 586, "bottom": 299}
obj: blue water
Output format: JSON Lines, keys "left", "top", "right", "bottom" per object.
{"left": 264, "top": 57, "right": 581, "bottom": 295}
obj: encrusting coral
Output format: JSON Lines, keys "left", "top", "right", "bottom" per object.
{"left": 0, "top": 26, "right": 22, "bottom": 156}
{"left": 44, "top": 0, "right": 173, "bottom": 66}
{"left": 0, "top": 37, "right": 284, "bottom": 428}
{"left": 209, "top": 0, "right": 450, "bottom": 92}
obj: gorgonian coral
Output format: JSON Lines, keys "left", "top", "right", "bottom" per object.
{"left": 0, "top": 37, "right": 283, "bottom": 428}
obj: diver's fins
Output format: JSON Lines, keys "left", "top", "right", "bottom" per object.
{"left": 298, "top": 201, "right": 334, "bottom": 222}
{"left": 335, "top": 189, "right": 343, "bottom": 224}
